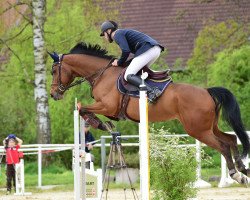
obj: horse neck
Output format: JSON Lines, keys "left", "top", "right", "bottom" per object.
{"left": 63, "top": 54, "right": 111, "bottom": 77}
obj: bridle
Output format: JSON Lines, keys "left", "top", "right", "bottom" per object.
{"left": 51, "top": 54, "right": 114, "bottom": 93}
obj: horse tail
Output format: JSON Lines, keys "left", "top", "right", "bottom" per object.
{"left": 207, "top": 87, "right": 249, "bottom": 158}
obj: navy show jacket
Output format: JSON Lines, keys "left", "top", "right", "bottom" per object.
{"left": 113, "top": 29, "right": 164, "bottom": 66}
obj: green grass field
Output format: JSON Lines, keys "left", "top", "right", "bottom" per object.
{"left": 0, "top": 148, "right": 223, "bottom": 190}
{"left": 0, "top": 164, "right": 220, "bottom": 190}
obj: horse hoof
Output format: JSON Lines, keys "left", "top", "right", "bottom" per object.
{"left": 231, "top": 172, "right": 248, "bottom": 186}
{"left": 241, "top": 176, "right": 248, "bottom": 187}
{"left": 247, "top": 169, "right": 250, "bottom": 178}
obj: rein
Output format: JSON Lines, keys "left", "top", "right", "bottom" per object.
{"left": 52, "top": 55, "right": 114, "bottom": 93}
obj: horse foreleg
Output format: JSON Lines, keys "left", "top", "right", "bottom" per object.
{"left": 81, "top": 101, "right": 109, "bottom": 115}
{"left": 79, "top": 102, "right": 114, "bottom": 131}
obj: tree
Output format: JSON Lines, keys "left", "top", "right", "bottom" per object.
{"left": 0, "top": 0, "right": 51, "bottom": 144}
{"left": 208, "top": 45, "right": 250, "bottom": 129}
{"left": 32, "top": 0, "right": 51, "bottom": 144}
{"left": 187, "top": 20, "right": 250, "bottom": 86}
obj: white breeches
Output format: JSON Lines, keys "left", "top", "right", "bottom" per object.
{"left": 124, "top": 45, "right": 161, "bottom": 81}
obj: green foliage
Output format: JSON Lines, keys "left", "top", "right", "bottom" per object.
{"left": 150, "top": 128, "right": 197, "bottom": 200}
{"left": 207, "top": 45, "right": 250, "bottom": 129}
{"left": 188, "top": 20, "right": 250, "bottom": 86}
{"left": 123, "top": 152, "right": 139, "bottom": 168}
{"left": 24, "top": 161, "right": 67, "bottom": 175}
{"left": 201, "top": 147, "right": 220, "bottom": 169}
{"left": 185, "top": 19, "right": 250, "bottom": 130}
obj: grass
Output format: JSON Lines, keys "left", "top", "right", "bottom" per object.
{"left": 201, "top": 167, "right": 221, "bottom": 181}
{"left": 0, "top": 155, "right": 223, "bottom": 191}
{"left": 0, "top": 163, "right": 139, "bottom": 191}
{"left": 201, "top": 167, "right": 221, "bottom": 187}
{"left": 0, "top": 170, "right": 74, "bottom": 187}
{"left": 0, "top": 162, "right": 74, "bottom": 188}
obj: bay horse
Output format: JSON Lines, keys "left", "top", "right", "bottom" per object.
{"left": 49, "top": 42, "right": 250, "bottom": 185}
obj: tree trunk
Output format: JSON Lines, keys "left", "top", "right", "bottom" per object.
{"left": 32, "top": 0, "right": 51, "bottom": 145}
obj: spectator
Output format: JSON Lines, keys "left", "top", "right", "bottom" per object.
{"left": 84, "top": 122, "right": 95, "bottom": 153}
{"left": 3, "top": 134, "right": 23, "bottom": 195}
{"left": 82, "top": 122, "right": 95, "bottom": 169}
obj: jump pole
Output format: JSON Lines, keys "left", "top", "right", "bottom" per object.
{"left": 74, "top": 98, "right": 86, "bottom": 200}
{"left": 139, "top": 72, "right": 150, "bottom": 200}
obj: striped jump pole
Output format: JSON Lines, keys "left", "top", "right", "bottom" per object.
{"left": 139, "top": 72, "right": 150, "bottom": 200}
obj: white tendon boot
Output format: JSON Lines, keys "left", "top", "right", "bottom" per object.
{"left": 230, "top": 169, "right": 248, "bottom": 186}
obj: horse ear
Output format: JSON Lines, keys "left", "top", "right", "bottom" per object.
{"left": 47, "top": 51, "right": 60, "bottom": 62}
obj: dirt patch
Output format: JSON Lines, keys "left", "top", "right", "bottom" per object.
{"left": 196, "top": 187, "right": 250, "bottom": 200}
{"left": 1, "top": 187, "right": 250, "bottom": 200}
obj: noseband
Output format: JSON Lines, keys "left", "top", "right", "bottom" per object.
{"left": 52, "top": 54, "right": 114, "bottom": 93}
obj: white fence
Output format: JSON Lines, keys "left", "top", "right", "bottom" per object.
{"left": 0, "top": 131, "right": 249, "bottom": 190}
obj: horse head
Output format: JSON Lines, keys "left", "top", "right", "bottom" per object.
{"left": 48, "top": 42, "right": 114, "bottom": 101}
{"left": 48, "top": 52, "right": 75, "bottom": 100}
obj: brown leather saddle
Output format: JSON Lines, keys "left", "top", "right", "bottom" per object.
{"left": 122, "top": 58, "right": 170, "bottom": 79}
{"left": 120, "top": 66, "right": 171, "bottom": 92}
{"left": 142, "top": 66, "right": 170, "bottom": 80}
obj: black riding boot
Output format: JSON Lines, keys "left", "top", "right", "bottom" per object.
{"left": 126, "top": 74, "right": 161, "bottom": 103}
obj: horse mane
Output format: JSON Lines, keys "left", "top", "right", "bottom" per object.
{"left": 69, "top": 42, "right": 114, "bottom": 60}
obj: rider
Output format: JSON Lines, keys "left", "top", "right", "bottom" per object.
{"left": 100, "top": 20, "right": 164, "bottom": 103}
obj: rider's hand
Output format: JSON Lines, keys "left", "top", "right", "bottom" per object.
{"left": 112, "top": 59, "right": 118, "bottom": 67}
{"left": 87, "top": 144, "right": 93, "bottom": 150}
{"left": 77, "top": 102, "right": 82, "bottom": 111}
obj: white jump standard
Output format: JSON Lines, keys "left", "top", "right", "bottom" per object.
{"left": 14, "top": 159, "right": 32, "bottom": 196}
{"left": 74, "top": 98, "right": 85, "bottom": 200}
{"left": 73, "top": 98, "right": 102, "bottom": 200}
{"left": 139, "top": 72, "right": 151, "bottom": 200}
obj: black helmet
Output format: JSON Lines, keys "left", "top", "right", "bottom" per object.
{"left": 100, "top": 21, "right": 118, "bottom": 36}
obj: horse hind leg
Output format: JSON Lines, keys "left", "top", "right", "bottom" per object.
{"left": 191, "top": 130, "right": 248, "bottom": 185}
{"left": 213, "top": 127, "right": 250, "bottom": 177}
{"left": 218, "top": 138, "right": 248, "bottom": 185}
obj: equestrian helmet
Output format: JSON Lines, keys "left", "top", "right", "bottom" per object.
{"left": 100, "top": 21, "right": 118, "bottom": 36}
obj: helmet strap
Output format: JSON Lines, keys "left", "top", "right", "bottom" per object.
{"left": 107, "top": 29, "right": 115, "bottom": 43}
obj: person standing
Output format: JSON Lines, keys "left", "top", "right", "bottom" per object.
{"left": 84, "top": 122, "right": 95, "bottom": 153}
{"left": 82, "top": 122, "right": 95, "bottom": 169}
{"left": 3, "top": 134, "right": 23, "bottom": 195}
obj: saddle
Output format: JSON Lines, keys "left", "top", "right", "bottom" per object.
{"left": 142, "top": 66, "right": 170, "bottom": 80}
{"left": 118, "top": 66, "right": 172, "bottom": 93}
{"left": 121, "top": 59, "right": 170, "bottom": 79}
